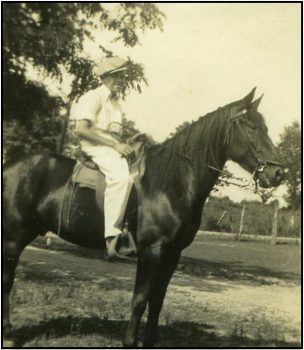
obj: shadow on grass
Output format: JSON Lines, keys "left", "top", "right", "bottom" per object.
{"left": 31, "top": 238, "right": 300, "bottom": 286}
{"left": 179, "top": 256, "right": 300, "bottom": 285}
{"left": 16, "top": 263, "right": 132, "bottom": 290}
{"left": 11, "top": 316, "right": 299, "bottom": 348}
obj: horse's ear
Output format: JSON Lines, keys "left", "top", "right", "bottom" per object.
{"left": 241, "top": 87, "right": 256, "bottom": 107}
{"left": 251, "top": 94, "right": 264, "bottom": 109}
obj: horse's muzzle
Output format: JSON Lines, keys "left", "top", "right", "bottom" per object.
{"left": 259, "top": 166, "right": 285, "bottom": 188}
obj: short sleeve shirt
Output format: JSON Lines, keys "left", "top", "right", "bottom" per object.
{"left": 70, "top": 85, "right": 123, "bottom": 134}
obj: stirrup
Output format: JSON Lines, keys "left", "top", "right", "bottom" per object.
{"left": 106, "top": 231, "right": 137, "bottom": 260}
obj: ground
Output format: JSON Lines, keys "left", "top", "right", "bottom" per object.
{"left": 7, "top": 236, "right": 301, "bottom": 348}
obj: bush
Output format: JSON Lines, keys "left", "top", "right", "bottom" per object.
{"left": 200, "top": 197, "right": 300, "bottom": 237}
{"left": 204, "top": 217, "right": 231, "bottom": 233}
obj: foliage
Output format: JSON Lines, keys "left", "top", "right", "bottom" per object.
{"left": 212, "top": 166, "right": 236, "bottom": 193}
{"left": 256, "top": 188, "right": 275, "bottom": 204}
{"left": 277, "top": 121, "right": 301, "bottom": 209}
{"left": 202, "top": 196, "right": 300, "bottom": 237}
{"left": 3, "top": 116, "right": 62, "bottom": 162}
{"left": 168, "top": 121, "right": 191, "bottom": 138}
{"left": 3, "top": 79, "right": 63, "bottom": 160}
{"left": 3, "top": 3, "right": 164, "bottom": 159}
{"left": 121, "top": 117, "right": 140, "bottom": 141}
{"left": 205, "top": 217, "right": 231, "bottom": 233}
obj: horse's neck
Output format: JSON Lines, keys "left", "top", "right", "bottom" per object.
{"left": 144, "top": 116, "right": 228, "bottom": 206}
{"left": 176, "top": 118, "right": 228, "bottom": 200}
{"left": 192, "top": 152, "right": 227, "bottom": 204}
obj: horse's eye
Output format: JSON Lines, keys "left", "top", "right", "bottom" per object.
{"left": 243, "top": 119, "right": 257, "bottom": 130}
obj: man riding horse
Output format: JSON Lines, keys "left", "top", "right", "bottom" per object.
{"left": 3, "top": 86, "right": 285, "bottom": 347}
{"left": 70, "top": 56, "right": 135, "bottom": 259}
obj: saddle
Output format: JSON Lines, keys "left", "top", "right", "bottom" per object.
{"left": 71, "top": 133, "right": 153, "bottom": 189}
{"left": 65, "top": 134, "right": 154, "bottom": 258}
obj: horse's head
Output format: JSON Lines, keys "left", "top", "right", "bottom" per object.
{"left": 226, "top": 88, "right": 284, "bottom": 188}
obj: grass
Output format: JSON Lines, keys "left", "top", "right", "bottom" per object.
{"left": 6, "top": 236, "right": 302, "bottom": 348}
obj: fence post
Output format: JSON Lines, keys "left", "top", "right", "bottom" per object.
{"left": 238, "top": 206, "right": 246, "bottom": 240}
{"left": 271, "top": 200, "right": 279, "bottom": 245}
{"left": 217, "top": 209, "right": 227, "bottom": 226}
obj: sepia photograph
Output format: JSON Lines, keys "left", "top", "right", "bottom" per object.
{"left": 2, "top": 2, "right": 301, "bottom": 348}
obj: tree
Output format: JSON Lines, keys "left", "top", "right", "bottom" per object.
{"left": 277, "top": 121, "right": 301, "bottom": 209}
{"left": 3, "top": 3, "right": 164, "bottom": 159}
{"left": 256, "top": 188, "right": 275, "bottom": 204}
{"left": 121, "top": 117, "right": 140, "bottom": 141}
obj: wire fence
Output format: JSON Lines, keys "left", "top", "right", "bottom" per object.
{"left": 200, "top": 200, "right": 301, "bottom": 238}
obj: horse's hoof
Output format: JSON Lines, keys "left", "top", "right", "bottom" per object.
{"left": 122, "top": 340, "right": 138, "bottom": 348}
{"left": 3, "top": 339, "right": 16, "bottom": 348}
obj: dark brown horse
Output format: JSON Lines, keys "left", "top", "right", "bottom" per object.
{"left": 3, "top": 88, "right": 284, "bottom": 347}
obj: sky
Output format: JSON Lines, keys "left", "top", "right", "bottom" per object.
{"left": 29, "top": 3, "right": 301, "bottom": 204}
{"left": 88, "top": 3, "right": 301, "bottom": 144}
{"left": 85, "top": 3, "right": 301, "bottom": 203}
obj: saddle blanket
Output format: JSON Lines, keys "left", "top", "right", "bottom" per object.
{"left": 71, "top": 162, "right": 102, "bottom": 189}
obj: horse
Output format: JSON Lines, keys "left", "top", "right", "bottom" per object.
{"left": 3, "top": 88, "right": 284, "bottom": 347}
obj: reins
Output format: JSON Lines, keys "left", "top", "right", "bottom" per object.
{"left": 225, "top": 108, "right": 283, "bottom": 192}
{"left": 207, "top": 165, "right": 253, "bottom": 189}
{"left": 178, "top": 107, "right": 283, "bottom": 194}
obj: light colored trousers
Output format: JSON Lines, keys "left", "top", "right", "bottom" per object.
{"left": 82, "top": 145, "right": 133, "bottom": 238}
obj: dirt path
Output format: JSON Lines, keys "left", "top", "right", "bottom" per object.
{"left": 9, "top": 244, "right": 301, "bottom": 348}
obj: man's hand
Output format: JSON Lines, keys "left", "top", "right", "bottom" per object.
{"left": 114, "top": 143, "right": 134, "bottom": 157}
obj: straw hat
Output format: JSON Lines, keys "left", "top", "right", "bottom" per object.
{"left": 95, "top": 56, "right": 127, "bottom": 77}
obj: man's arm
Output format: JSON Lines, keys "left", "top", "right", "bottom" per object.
{"left": 76, "top": 120, "right": 133, "bottom": 157}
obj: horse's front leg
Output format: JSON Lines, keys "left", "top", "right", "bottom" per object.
{"left": 143, "top": 249, "right": 181, "bottom": 347}
{"left": 123, "top": 241, "right": 164, "bottom": 348}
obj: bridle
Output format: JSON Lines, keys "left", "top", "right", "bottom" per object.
{"left": 111, "top": 117, "right": 282, "bottom": 193}
{"left": 223, "top": 107, "right": 283, "bottom": 191}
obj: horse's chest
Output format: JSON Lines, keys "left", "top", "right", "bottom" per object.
{"left": 139, "top": 193, "right": 180, "bottom": 231}
{"left": 139, "top": 192, "right": 199, "bottom": 247}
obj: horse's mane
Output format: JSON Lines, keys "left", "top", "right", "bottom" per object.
{"left": 144, "top": 101, "right": 238, "bottom": 191}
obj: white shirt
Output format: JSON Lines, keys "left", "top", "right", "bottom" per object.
{"left": 69, "top": 85, "right": 123, "bottom": 150}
